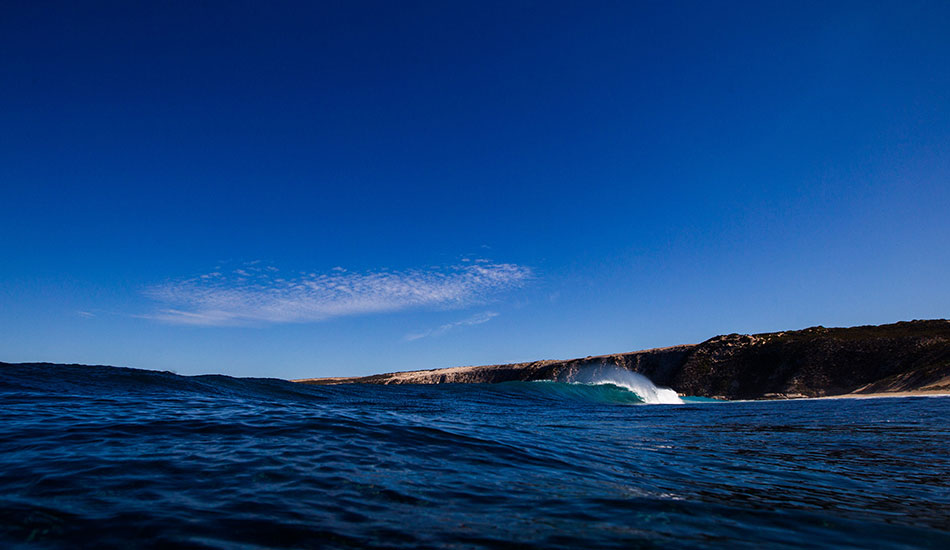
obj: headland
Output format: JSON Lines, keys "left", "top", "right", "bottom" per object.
{"left": 296, "top": 320, "right": 950, "bottom": 400}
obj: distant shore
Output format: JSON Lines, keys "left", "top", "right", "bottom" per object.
{"left": 814, "top": 389, "right": 950, "bottom": 400}
{"left": 296, "top": 320, "right": 950, "bottom": 401}
{"left": 295, "top": 366, "right": 950, "bottom": 401}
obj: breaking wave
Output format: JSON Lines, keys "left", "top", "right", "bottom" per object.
{"left": 564, "top": 365, "right": 684, "bottom": 404}
{"left": 484, "top": 366, "right": 683, "bottom": 405}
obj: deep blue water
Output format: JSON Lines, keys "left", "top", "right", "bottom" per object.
{"left": 1, "top": 364, "right": 948, "bottom": 549}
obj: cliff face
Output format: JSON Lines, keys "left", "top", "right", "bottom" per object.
{"left": 668, "top": 321, "right": 950, "bottom": 398}
{"left": 297, "top": 320, "right": 950, "bottom": 399}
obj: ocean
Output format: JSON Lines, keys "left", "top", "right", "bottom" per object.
{"left": 1, "top": 363, "right": 948, "bottom": 549}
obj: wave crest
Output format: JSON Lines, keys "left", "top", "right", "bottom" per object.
{"left": 561, "top": 365, "right": 684, "bottom": 405}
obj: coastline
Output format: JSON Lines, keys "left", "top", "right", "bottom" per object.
{"left": 295, "top": 368, "right": 950, "bottom": 401}
{"left": 813, "top": 389, "right": 950, "bottom": 400}
{"left": 740, "top": 389, "right": 950, "bottom": 401}
{"left": 295, "top": 320, "right": 950, "bottom": 401}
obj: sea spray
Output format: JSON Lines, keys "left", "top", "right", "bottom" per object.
{"left": 564, "top": 364, "right": 684, "bottom": 404}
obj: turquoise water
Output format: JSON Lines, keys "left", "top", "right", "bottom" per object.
{"left": 1, "top": 363, "right": 948, "bottom": 548}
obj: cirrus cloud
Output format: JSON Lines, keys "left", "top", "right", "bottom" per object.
{"left": 143, "top": 261, "right": 531, "bottom": 326}
{"left": 404, "top": 311, "right": 499, "bottom": 341}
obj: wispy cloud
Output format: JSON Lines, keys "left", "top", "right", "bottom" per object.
{"left": 143, "top": 261, "right": 531, "bottom": 326}
{"left": 405, "top": 311, "right": 499, "bottom": 341}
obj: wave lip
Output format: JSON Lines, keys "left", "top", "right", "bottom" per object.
{"left": 561, "top": 365, "right": 684, "bottom": 405}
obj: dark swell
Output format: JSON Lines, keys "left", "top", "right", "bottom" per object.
{"left": 1, "top": 363, "right": 949, "bottom": 549}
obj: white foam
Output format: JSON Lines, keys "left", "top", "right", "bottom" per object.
{"left": 568, "top": 365, "right": 684, "bottom": 405}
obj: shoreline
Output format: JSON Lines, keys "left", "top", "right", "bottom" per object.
{"left": 294, "top": 320, "right": 950, "bottom": 400}
{"left": 296, "top": 373, "right": 950, "bottom": 401}
{"left": 720, "top": 390, "right": 950, "bottom": 403}
{"left": 294, "top": 319, "right": 950, "bottom": 401}
{"left": 809, "top": 390, "right": 950, "bottom": 400}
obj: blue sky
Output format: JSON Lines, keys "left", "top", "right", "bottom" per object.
{"left": 2, "top": 1, "right": 948, "bottom": 379}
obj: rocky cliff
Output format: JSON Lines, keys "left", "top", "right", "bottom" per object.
{"left": 297, "top": 320, "right": 950, "bottom": 399}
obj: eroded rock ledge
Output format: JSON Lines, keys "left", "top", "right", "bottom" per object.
{"left": 296, "top": 320, "right": 950, "bottom": 399}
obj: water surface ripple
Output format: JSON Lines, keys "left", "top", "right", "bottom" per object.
{"left": 1, "top": 364, "right": 948, "bottom": 549}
